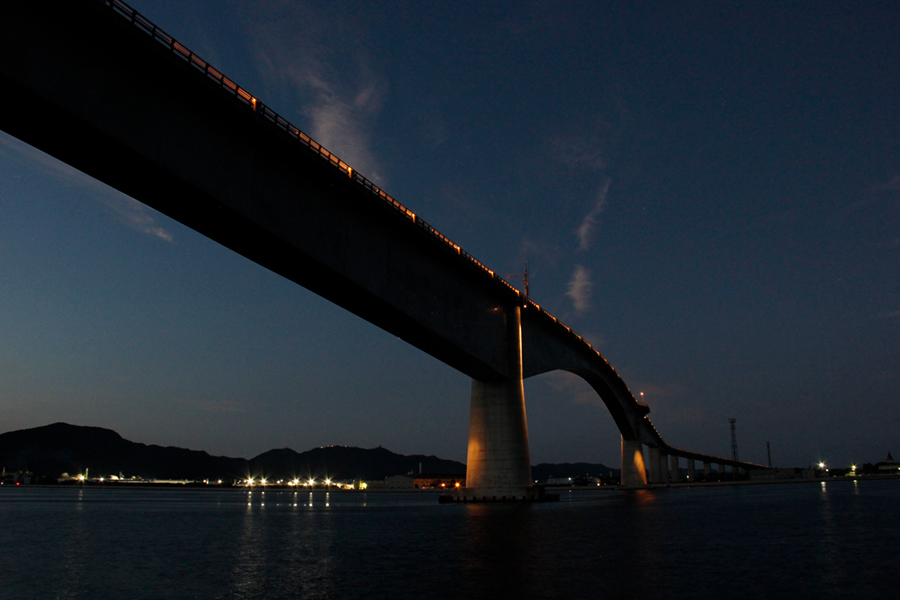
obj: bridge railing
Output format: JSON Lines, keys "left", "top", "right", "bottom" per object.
{"left": 102, "top": 0, "right": 631, "bottom": 402}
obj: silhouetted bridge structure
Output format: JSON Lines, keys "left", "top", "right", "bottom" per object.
{"left": 0, "top": 0, "right": 769, "bottom": 498}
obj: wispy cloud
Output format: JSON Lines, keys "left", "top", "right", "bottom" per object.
{"left": 551, "top": 136, "right": 609, "bottom": 171}
{"left": 0, "top": 131, "right": 86, "bottom": 185}
{"left": 566, "top": 264, "right": 592, "bottom": 314}
{"left": 294, "top": 67, "right": 385, "bottom": 180}
{"left": 874, "top": 175, "right": 900, "bottom": 191}
{"left": 548, "top": 108, "right": 625, "bottom": 171}
{"left": 542, "top": 111, "right": 626, "bottom": 313}
{"left": 245, "top": 4, "right": 387, "bottom": 184}
{"left": 576, "top": 178, "right": 611, "bottom": 251}
{"left": 413, "top": 99, "right": 450, "bottom": 147}
{"left": 0, "top": 132, "right": 175, "bottom": 243}
{"left": 99, "top": 196, "right": 175, "bottom": 244}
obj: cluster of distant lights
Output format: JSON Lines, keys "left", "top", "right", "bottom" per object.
{"left": 818, "top": 462, "right": 861, "bottom": 475}
{"left": 68, "top": 462, "right": 872, "bottom": 488}
{"left": 242, "top": 477, "right": 354, "bottom": 489}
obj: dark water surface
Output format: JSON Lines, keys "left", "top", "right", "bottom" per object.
{"left": 2, "top": 480, "right": 897, "bottom": 599}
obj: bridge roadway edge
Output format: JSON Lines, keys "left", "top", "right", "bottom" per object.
{"left": 0, "top": 0, "right": 770, "bottom": 484}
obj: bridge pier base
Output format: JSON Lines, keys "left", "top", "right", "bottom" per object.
{"left": 648, "top": 447, "right": 662, "bottom": 483}
{"left": 670, "top": 454, "right": 680, "bottom": 483}
{"left": 620, "top": 438, "right": 648, "bottom": 488}
{"left": 461, "top": 378, "right": 534, "bottom": 498}
{"left": 688, "top": 459, "right": 696, "bottom": 481}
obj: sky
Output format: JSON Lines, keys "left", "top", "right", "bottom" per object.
{"left": 1, "top": 1, "right": 898, "bottom": 469}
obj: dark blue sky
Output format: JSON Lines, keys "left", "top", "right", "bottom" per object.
{"left": 1, "top": 1, "right": 898, "bottom": 468}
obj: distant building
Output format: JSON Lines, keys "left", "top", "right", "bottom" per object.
{"left": 383, "top": 474, "right": 414, "bottom": 489}
{"left": 877, "top": 452, "right": 899, "bottom": 473}
{"left": 749, "top": 468, "right": 807, "bottom": 481}
{"left": 411, "top": 474, "right": 464, "bottom": 490}
{"left": 377, "top": 473, "right": 465, "bottom": 490}
{"left": 1, "top": 468, "right": 34, "bottom": 485}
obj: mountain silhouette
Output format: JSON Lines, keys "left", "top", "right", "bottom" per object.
{"left": 0, "top": 423, "right": 466, "bottom": 482}
{"left": 0, "top": 422, "right": 246, "bottom": 480}
{"left": 1, "top": 423, "right": 614, "bottom": 483}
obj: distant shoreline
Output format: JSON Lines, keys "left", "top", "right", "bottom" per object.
{"left": 4, "top": 473, "right": 897, "bottom": 493}
{"left": 633, "top": 473, "right": 900, "bottom": 490}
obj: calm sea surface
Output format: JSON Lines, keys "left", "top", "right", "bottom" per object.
{"left": 1, "top": 480, "right": 897, "bottom": 599}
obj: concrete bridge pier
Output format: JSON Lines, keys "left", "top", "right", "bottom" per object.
{"left": 687, "top": 459, "right": 696, "bottom": 481}
{"left": 648, "top": 446, "right": 662, "bottom": 483}
{"left": 669, "top": 454, "right": 680, "bottom": 483}
{"left": 459, "top": 305, "right": 536, "bottom": 501}
{"left": 703, "top": 461, "right": 712, "bottom": 478}
{"left": 620, "top": 438, "right": 648, "bottom": 488}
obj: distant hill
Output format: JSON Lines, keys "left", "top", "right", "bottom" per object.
{"left": 0, "top": 423, "right": 465, "bottom": 482}
{"left": 0, "top": 423, "right": 246, "bottom": 481}
{"left": 249, "top": 446, "right": 465, "bottom": 481}
{"left": 0, "top": 423, "right": 614, "bottom": 483}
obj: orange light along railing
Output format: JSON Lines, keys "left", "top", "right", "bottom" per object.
{"left": 103, "top": 0, "right": 622, "bottom": 385}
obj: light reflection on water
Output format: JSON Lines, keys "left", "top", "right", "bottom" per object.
{"left": 1, "top": 481, "right": 898, "bottom": 599}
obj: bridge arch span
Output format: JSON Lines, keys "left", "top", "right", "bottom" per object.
{"left": 520, "top": 305, "right": 646, "bottom": 442}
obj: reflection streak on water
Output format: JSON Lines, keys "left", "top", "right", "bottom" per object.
{"left": 231, "top": 490, "right": 339, "bottom": 598}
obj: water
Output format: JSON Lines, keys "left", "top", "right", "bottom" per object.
{"left": 1, "top": 480, "right": 897, "bottom": 599}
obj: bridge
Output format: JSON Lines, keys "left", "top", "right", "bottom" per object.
{"left": 0, "top": 0, "right": 769, "bottom": 498}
